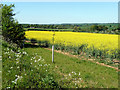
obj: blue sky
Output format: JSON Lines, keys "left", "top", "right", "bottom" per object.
{"left": 2, "top": 2, "right": 118, "bottom": 24}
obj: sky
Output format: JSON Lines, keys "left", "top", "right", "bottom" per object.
{"left": 2, "top": 1, "right": 118, "bottom": 24}
{"left": 1, "top": 0, "right": 120, "bottom": 2}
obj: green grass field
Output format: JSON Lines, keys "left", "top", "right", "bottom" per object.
{"left": 24, "top": 47, "right": 118, "bottom": 88}
{"left": 2, "top": 41, "right": 118, "bottom": 88}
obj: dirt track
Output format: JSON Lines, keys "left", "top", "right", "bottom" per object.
{"left": 45, "top": 48, "right": 119, "bottom": 71}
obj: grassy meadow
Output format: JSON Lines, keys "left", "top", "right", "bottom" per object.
{"left": 2, "top": 40, "right": 118, "bottom": 88}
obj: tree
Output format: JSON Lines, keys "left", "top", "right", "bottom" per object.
{"left": 90, "top": 25, "right": 98, "bottom": 32}
{"left": 50, "top": 25, "right": 54, "bottom": 29}
{"left": 1, "top": 4, "right": 25, "bottom": 47}
{"left": 0, "top": 4, "right": 2, "bottom": 30}
{"left": 97, "top": 25, "right": 108, "bottom": 31}
{"left": 73, "top": 26, "right": 81, "bottom": 32}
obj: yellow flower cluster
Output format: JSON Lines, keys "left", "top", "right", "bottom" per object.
{"left": 25, "top": 31, "right": 119, "bottom": 54}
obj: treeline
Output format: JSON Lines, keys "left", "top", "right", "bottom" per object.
{"left": 22, "top": 24, "right": 71, "bottom": 29}
{"left": 22, "top": 23, "right": 120, "bottom": 34}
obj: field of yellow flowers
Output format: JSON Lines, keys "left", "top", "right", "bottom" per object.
{"left": 25, "top": 31, "right": 119, "bottom": 59}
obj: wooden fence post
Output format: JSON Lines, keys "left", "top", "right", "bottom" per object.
{"left": 52, "top": 45, "right": 54, "bottom": 63}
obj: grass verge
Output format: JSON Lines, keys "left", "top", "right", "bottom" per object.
{"left": 24, "top": 47, "right": 118, "bottom": 88}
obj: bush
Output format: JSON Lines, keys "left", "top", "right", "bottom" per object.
{"left": 31, "top": 38, "right": 37, "bottom": 45}
{"left": 1, "top": 4, "right": 25, "bottom": 47}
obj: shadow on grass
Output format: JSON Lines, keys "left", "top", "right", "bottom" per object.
{"left": 24, "top": 43, "right": 49, "bottom": 48}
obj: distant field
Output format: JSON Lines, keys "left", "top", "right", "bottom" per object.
{"left": 26, "top": 31, "right": 119, "bottom": 52}
{"left": 25, "top": 28, "right": 73, "bottom": 32}
{"left": 25, "top": 31, "right": 119, "bottom": 60}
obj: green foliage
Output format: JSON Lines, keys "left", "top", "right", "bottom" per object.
{"left": 90, "top": 25, "right": 108, "bottom": 33}
{"left": 2, "top": 41, "right": 59, "bottom": 89}
{"left": 1, "top": 4, "right": 25, "bottom": 47}
{"left": 73, "top": 26, "right": 81, "bottom": 32}
{"left": 22, "top": 23, "right": 119, "bottom": 34}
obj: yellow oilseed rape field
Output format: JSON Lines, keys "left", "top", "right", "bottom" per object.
{"left": 25, "top": 31, "right": 119, "bottom": 58}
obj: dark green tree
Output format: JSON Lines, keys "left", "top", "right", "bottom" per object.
{"left": 1, "top": 4, "right": 25, "bottom": 47}
{"left": 90, "top": 25, "right": 98, "bottom": 32}
{"left": 73, "top": 26, "right": 81, "bottom": 32}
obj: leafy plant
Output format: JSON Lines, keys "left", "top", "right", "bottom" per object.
{"left": 1, "top": 4, "right": 25, "bottom": 48}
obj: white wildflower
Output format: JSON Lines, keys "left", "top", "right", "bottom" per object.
{"left": 44, "top": 64, "right": 47, "bottom": 66}
{"left": 33, "top": 57, "right": 35, "bottom": 59}
{"left": 16, "top": 58, "right": 19, "bottom": 60}
{"left": 79, "top": 78, "right": 82, "bottom": 80}
{"left": 17, "top": 66, "right": 19, "bottom": 69}
{"left": 39, "top": 64, "right": 42, "bottom": 66}
{"left": 23, "top": 51, "right": 27, "bottom": 55}
{"left": 16, "top": 55, "right": 19, "bottom": 57}
{"left": 12, "top": 75, "right": 23, "bottom": 84}
{"left": 38, "top": 59, "right": 41, "bottom": 61}
{"left": 69, "top": 73, "right": 71, "bottom": 76}
{"left": 75, "top": 83, "right": 77, "bottom": 86}
{"left": 74, "top": 72, "right": 76, "bottom": 75}
{"left": 7, "top": 48, "right": 9, "bottom": 50}
{"left": 10, "top": 67, "right": 13, "bottom": 69}
{"left": 12, "top": 81, "right": 16, "bottom": 84}
{"left": 7, "top": 87, "right": 10, "bottom": 89}
{"left": 16, "top": 61, "right": 19, "bottom": 64}
{"left": 11, "top": 49, "right": 14, "bottom": 52}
